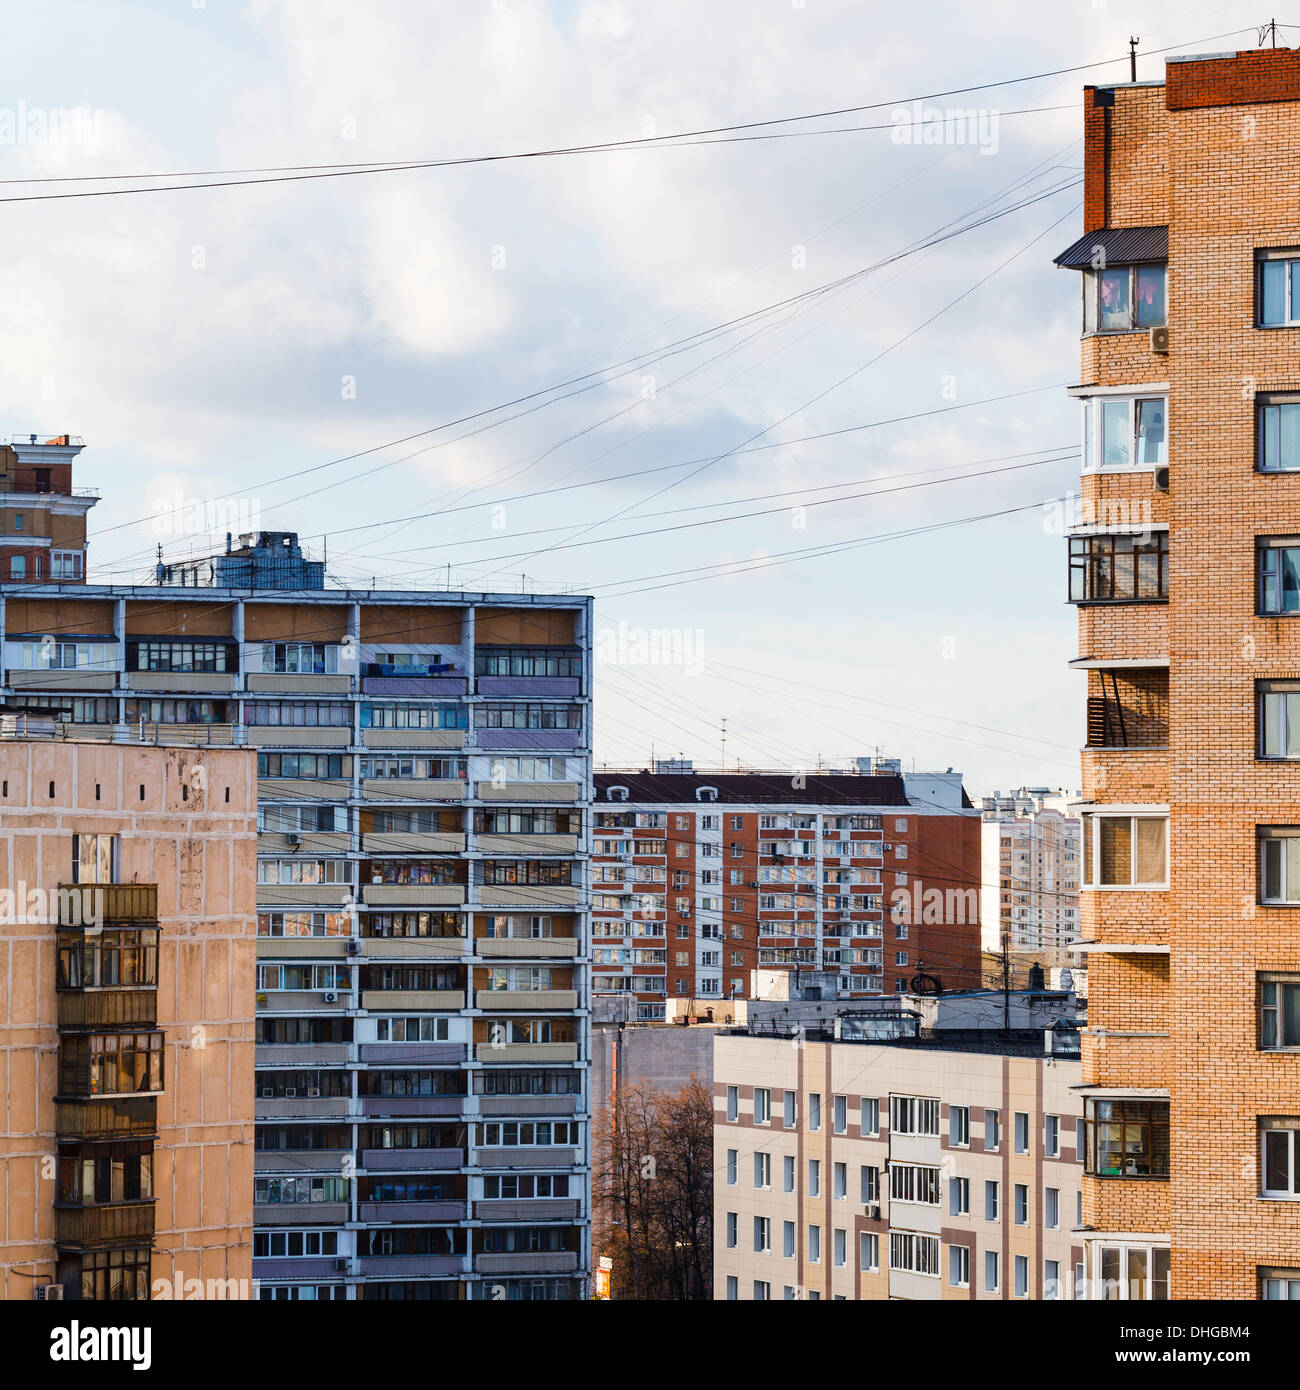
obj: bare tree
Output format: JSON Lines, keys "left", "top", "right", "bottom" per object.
{"left": 593, "top": 1074, "right": 713, "bottom": 1300}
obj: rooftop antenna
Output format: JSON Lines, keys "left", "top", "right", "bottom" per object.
{"left": 721, "top": 716, "right": 727, "bottom": 769}
{"left": 1259, "top": 18, "right": 1278, "bottom": 47}
{"left": 1129, "top": 35, "right": 1138, "bottom": 82}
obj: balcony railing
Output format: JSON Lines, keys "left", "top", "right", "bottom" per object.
{"left": 56, "top": 1097, "right": 157, "bottom": 1140}
{"left": 57, "top": 883, "right": 158, "bottom": 926}
{"left": 57, "top": 989, "right": 158, "bottom": 1030}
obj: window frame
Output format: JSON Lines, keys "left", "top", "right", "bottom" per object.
{"left": 1083, "top": 262, "right": 1167, "bottom": 334}
{"left": 1079, "top": 392, "right": 1168, "bottom": 473}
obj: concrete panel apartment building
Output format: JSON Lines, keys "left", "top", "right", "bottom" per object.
{"left": 712, "top": 1021, "right": 1084, "bottom": 1301}
{"left": 590, "top": 768, "right": 982, "bottom": 1018}
{"left": 979, "top": 798, "right": 1082, "bottom": 959}
{"left": 0, "top": 438, "right": 594, "bottom": 1300}
{"left": 1059, "top": 47, "right": 1300, "bottom": 1300}
{"left": 0, "top": 724, "right": 257, "bottom": 1301}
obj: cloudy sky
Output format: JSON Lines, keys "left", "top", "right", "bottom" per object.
{"left": 2, "top": 1, "right": 1277, "bottom": 793}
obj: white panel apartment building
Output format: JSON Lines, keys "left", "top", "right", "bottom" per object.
{"left": 713, "top": 1025, "right": 1083, "bottom": 1301}
{"left": 980, "top": 795, "right": 1082, "bottom": 957}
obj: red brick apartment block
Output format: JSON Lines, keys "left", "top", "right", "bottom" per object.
{"left": 1056, "top": 46, "right": 1300, "bottom": 1301}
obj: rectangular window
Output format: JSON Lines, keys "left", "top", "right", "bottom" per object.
{"left": 949, "top": 1245, "right": 970, "bottom": 1288}
{"left": 1014, "top": 1183, "right": 1029, "bottom": 1225}
{"left": 949, "top": 1105, "right": 970, "bottom": 1146}
{"left": 808, "top": 1093, "right": 821, "bottom": 1131}
{"left": 1261, "top": 1269, "right": 1300, "bottom": 1300}
{"left": 1258, "top": 249, "right": 1300, "bottom": 327}
{"left": 1096, "top": 1244, "right": 1170, "bottom": 1301}
{"left": 860, "top": 1166, "right": 879, "bottom": 1203}
{"left": 1261, "top": 1119, "right": 1300, "bottom": 1198}
{"left": 833, "top": 1094, "right": 847, "bottom": 1134}
{"left": 833, "top": 1228, "right": 847, "bottom": 1268}
{"left": 833, "top": 1161, "right": 847, "bottom": 1200}
{"left": 783, "top": 1155, "right": 795, "bottom": 1193}
{"left": 860, "top": 1232, "right": 879, "bottom": 1272}
{"left": 1014, "top": 1112, "right": 1030, "bottom": 1154}
{"left": 808, "top": 1225, "right": 820, "bottom": 1264}
{"left": 1258, "top": 681, "right": 1300, "bottom": 758}
{"left": 1085, "top": 1098, "right": 1170, "bottom": 1178}
{"left": 984, "top": 1109, "right": 1001, "bottom": 1151}
{"left": 808, "top": 1160, "right": 820, "bottom": 1198}
{"left": 753, "top": 1280, "right": 769, "bottom": 1300}
{"left": 1260, "top": 974, "right": 1300, "bottom": 1049}
{"left": 1081, "top": 395, "right": 1167, "bottom": 471}
{"left": 1085, "top": 263, "right": 1166, "bottom": 332}
{"left": 754, "top": 1152, "right": 771, "bottom": 1189}
{"left": 1014, "top": 1254, "right": 1029, "bottom": 1297}
{"left": 726, "top": 1085, "right": 738, "bottom": 1122}
{"left": 984, "top": 1251, "right": 999, "bottom": 1293}
{"left": 861, "top": 1097, "right": 879, "bottom": 1135}
{"left": 1259, "top": 537, "right": 1300, "bottom": 615}
{"left": 1068, "top": 531, "right": 1168, "bottom": 602}
{"left": 949, "top": 1176, "right": 970, "bottom": 1216}
{"left": 1258, "top": 396, "right": 1300, "bottom": 472}
{"left": 890, "top": 1095, "right": 940, "bottom": 1136}
{"left": 984, "top": 1180, "right": 999, "bottom": 1221}
{"left": 783, "top": 1221, "right": 795, "bottom": 1258}
{"left": 783, "top": 1090, "right": 797, "bottom": 1128}
{"left": 726, "top": 1149, "right": 737, "bottom": 1186}
{"left": 1260, "top": 827, "right": 1300, "bottom": 903}
{"left": 1045, "top": 1187, "right": 1060, "bottom": 1229}
{"left": 1081, "top": 812, "right": 1167, "bottom": 887}
{"left": 1045, "top": 1114, "right": 1061, "bottom": 1157}
{"left": 753, "top": 1216, "right": 771, "bottom": 1253}
{"left": 754, "top": 1087, "right": 771, "bottom": 1125}
{"left": 726, "top": 1275, "right": 738, "bottom": 1300}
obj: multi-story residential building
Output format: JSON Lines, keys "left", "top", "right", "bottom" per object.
{"left": 1056, "top": 47, "right": 1300, "bottom": 1300}
{"left": 0, "top": 509, "right": 593, "bottom": 1301}
{"left": 712, "top": 1003, "right": 1084, "bottom": 1300}
{"left": 0, "top": 717, "right": 257, "bottom": 1300}
{"left": 0, "top": 433, "right": 96, "bottom": 585}
{"left": 980, "top": 806, "right": 1082, "bottom": 956}
{"left": 591, "top": 770, "right": 981, "bottom": 1018}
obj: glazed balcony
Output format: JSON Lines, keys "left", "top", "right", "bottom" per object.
{"left": 475, "top": 1199, "right": 582, "bottom": 1222}
{"left": 357, "top": 1199, "right": 467, "bottom": 1223}
{"left": 56, "top": 1097, "right": 157, "bottom": 1140}
{"left": 473, "top": 1251, "right": 580, "bottom": 1275}
{"left": 57, "top": 989, "right": 157, "bottom": 1030}
{"left": 57, "top": 883, "right": 158, "bottom": 927}
{"left": 54, "top": 1201, "right": 156, "bottom": 1248}
{"left": 360, "top": 1147, "right": 465, "bottom": 1172}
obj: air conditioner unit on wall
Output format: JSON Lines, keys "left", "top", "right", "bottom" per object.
{"left": 1154, "top": 466, "right": 1169, "bottom": 492}
{"left": 1150, "top": 325, "right": 1169, "bottom": 354}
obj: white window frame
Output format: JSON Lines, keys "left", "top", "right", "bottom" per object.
{"left": 1079, "top": 390, "right": 1168, "bottom": 473}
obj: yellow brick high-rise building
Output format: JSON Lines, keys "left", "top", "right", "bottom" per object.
{"left": 1057, "top": 47, "right": 1300, "bottom": 1301}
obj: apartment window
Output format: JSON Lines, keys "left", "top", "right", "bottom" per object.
{"left": 949, "top": 1105, "right": 970, "bottom": 1147}
{"left": 1068, "top": 531, "right": 1168, "bottom": 602}
{"left": 984, "top": 1251, "right": 1000, "bottom": 1293}
{"left": 890, "top": 1163, "right": 940, "bottom": 1206}
{"left": 949, "top": 1176, "right": 970, "bottom": 1216}
{"left": 754, "top": 1152, "right": 771, "bottom": 1189}
{"left": 1258, "top": 248, "right": 1300, "bottom": 326}
{"left": 860, "top": 1232, "right": 879, "bottom": 1272}
{"left": 1081, "top": 812, "right": 1167, "bottom": 887}
{"left": 860, "top": 1166, "right": 879, "bottom": 1203}
{"left": 1258, "top": 681, "right": 1300, "bottom": 760}
{"left": 1045, "top": 1114, "right": 1061, "bottom": 1157}
{"left": 726, "top": 1149, "right": 737, "bottom": 1185}
{"left": 984, "top": 1109, "right": 1001, "bottom": 1151}
{"left": 1080, "top": 394, "right": 1167, "bottom": 471}
{"left": 1044, "top": 1259, "right": 1062, "bottom": 1300}
{"left": 1261, "top": 1119, "right": 1300, "bottom": 1198}
{"left": 984, "top": 1180, "right": 999, "bottom": 1221}
{"left": 1083, "top": 262, "right": 1166, "bottom": 332}
{"left": 726, "top": 1086, "right": 738, "bottom": 1122}
{"left": 1076, "top": 1117, "right": 1086, "bottom": 1155}
{"left": 777, "top": 1219, "right": 794, "bottom": 1259}
{"left": 808, "top": 1093, "right": 821, "bottom": 1131}
{"left": 1085, "top": 1098, "right": 1170, "bottom": 1178}
{"left": 1014, "top": 1112, "right": 1030, "bottom": 1154}
{"left": 9, "top": 555, "right": 24, "bottom": 579}
{"left": 783, "top": 1090, "right": 797, "bottom": 1128}
{"left": 1096, "top": 1244, "right": 1170, "bottom": 1300}
{"left": 1258, "top": 395, "right": 1300, "bottom": 473}
{"left": 754, "top": 1087, "right": 771, "bottom": 1125}
{"left": 1260, "top": 974, "right": 1300, "bottom": 1049}
{"left": 808, "top": 1160, "right": 820, "bottom": 1198}
{"left": 808, "top": 1225, "right": 820, "bottom": 1264}
{"left": 861, "top": 1097, "right": 879, "bottom": 1135}
{"left": 1260, "top": 827, "right": 1300, "bottom": 903}
{"left": 949, "top": 1245, "right": 970, "bottom": 1288}
{"left": 753, "top": 1281, "right": 770, "bottom": 1300}
{"left": 1014, "top": 1183, "right": 1029, "bottom": 1225}
{"left": 1045, "top": 1186, "right": 1060, "bottom": 1229}
{"left": 833, "top": 1094, "right": 847, "bottom": 1134}
{"left": 783, "top": 1155, "right": 795, "bottom": 1193}
{"left": 833, "top": 1162, "right": 847, "bottom": 1200}
{"left": 753, "top": 1216, "right": 771, "bottom": 1253}
{"left": 1261, "top": 1269, "right": 1300, "bottom": 1299}
{"left": 890, "top": 1095, "right": 940, "bottom": 1136}
{"left": 1259, "top": 537, "right": 1300, "bottom": 615}
{"left": 726, "top": 1276, "right": 738, "bottom": 1300}
{"left": 1014, "top": 1254, "right": 1029, "bottom": 1297}
{"left": 889, "top": 1232, "right": 939, "bottom": 1276}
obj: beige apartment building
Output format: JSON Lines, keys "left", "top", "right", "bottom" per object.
{"left": 712, "top": 1025, "right": 1083, "bottom": 1300}
{"left": 980, "top": 805, "right": 1082, "bottom": 960}
{"left": 0, "top": 720, "right": 257, "bottom": 1299}
{"left": 1058, "top": 46, "right": 1300, "bottom": 1300}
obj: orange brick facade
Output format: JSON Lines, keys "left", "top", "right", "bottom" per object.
{"left": 1068, "top": 50, "right": 1300, "bottom": 1300}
